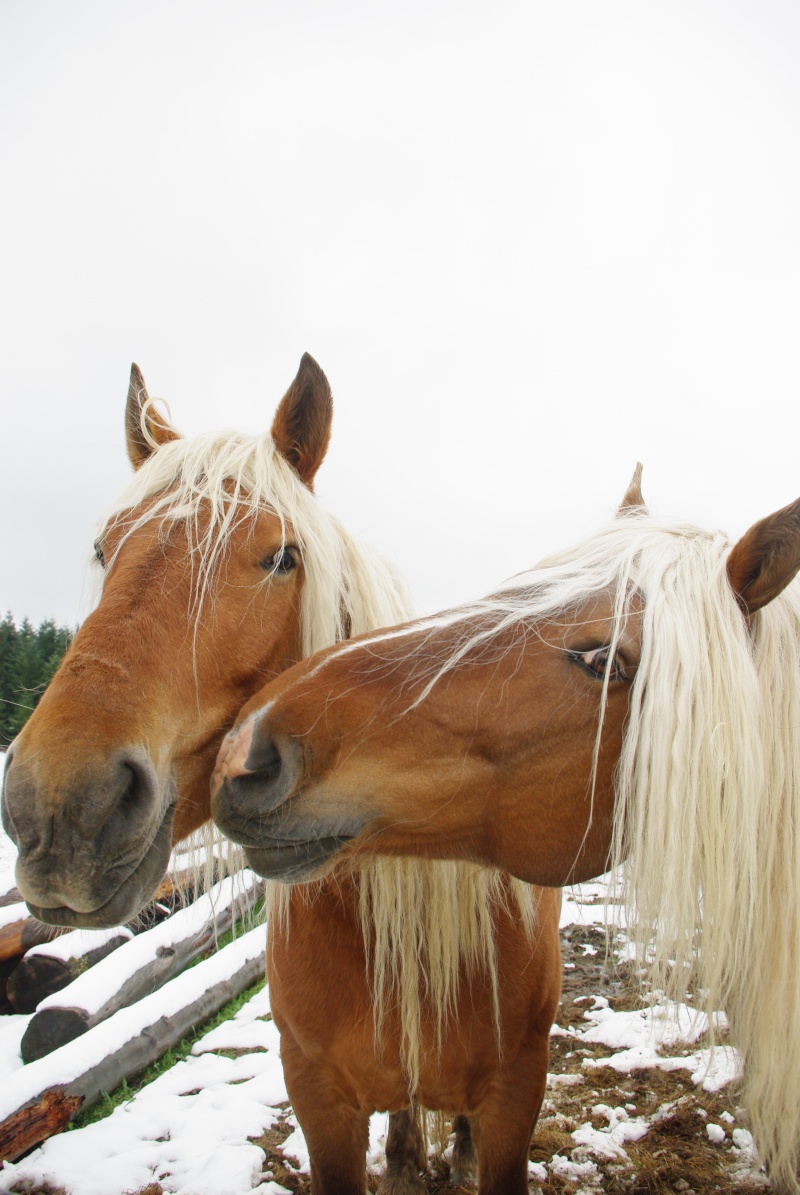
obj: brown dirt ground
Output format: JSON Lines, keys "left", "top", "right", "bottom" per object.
{"left": 245, "top": 922, "right": 771, "bottom": 1194}
{"left": 13, "top": 923, "right": 772, "bottom": 1195}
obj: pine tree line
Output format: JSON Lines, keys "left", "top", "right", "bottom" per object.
{"left": 0, "top": 614, "right": 74, "bottom": 749}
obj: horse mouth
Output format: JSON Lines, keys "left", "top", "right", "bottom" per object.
{"left": 19, "top": 804, "right": 176, "bottom": 930}
{"left": 212, "top": 771, "right": 368, "bottom": 882}
{"left": 243, "top": 835, "right": 354, "bottom": 883}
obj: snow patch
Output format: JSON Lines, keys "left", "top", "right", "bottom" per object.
{"left": 36, "top": 873, "right": 259, "bottom": 1017}
{"left": 0, "top": 925, "right": 267, "bottom": 1124}
{"left": 0, "top": 978, "right": 284, "bottom": 1195}
{"left": 571, "top": 1104, "right": 650, "bottom": 1160}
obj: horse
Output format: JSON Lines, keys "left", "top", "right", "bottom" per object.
{"left": 1, "top": 356, "right": 560, "bottom": 1195}
{"left": 212, "top": 468, "right": 800, "bottom": 1193}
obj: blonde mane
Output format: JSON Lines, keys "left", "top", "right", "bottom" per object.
{"left": 393, "top": 513, "right": 800, "bottom": 1188}
{"left": 100, "top": 426, "right": 411, "bottom": 656}
{"left": 102, "top": 422, "right": 538, "bottom": 1095}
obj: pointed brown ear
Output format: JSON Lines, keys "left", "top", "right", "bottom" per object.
{"left": 270, "top": 354, "right": 333, "bottom": 489}
{"left": 125, "top": 364, "right": 181, "bottom": 470}
{"left": 618, "top": 463, "right": 647, "bottom": 516}
{"left": 726, "top": 496, "right": 800, "bottom": 614}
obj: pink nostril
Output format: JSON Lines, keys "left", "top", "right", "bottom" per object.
{"left": 211, "top": 717, "right": 256, "bottom": 797}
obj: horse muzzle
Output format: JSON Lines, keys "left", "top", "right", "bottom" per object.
{"left": 211, "top": 715, "right": 365, "bottom": 882}
{"left": 2, "top": 743, "right": 175, "bottom": 927}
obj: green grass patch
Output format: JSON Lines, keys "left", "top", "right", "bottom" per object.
{"left": 68, "top": 964, "right": 266, "bottom": 1131}
{"left": 184, "top": 895, "right": 265, "bottom": 972}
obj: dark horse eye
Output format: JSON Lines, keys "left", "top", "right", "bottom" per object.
{"left": 261, "top": 548, "right": 298, "bottom": 575}
{"left": 574, "top": 646, "right": 627, "bottom": 682}
{"left": 94, "top": 541, "right": 105, "bottom": 569}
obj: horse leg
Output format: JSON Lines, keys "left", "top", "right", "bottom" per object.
{"left": 447, "top": 1115, "right": 477, "bottom": 1189}
{"left": 280, "top": 1030, "right": 370, "bottom": 1195}
{"left": 376, "top": 1106, "right": 427, "bottom": 1194}
{"left": 471, "top": 1039, "right": 549, "bottom": 1195}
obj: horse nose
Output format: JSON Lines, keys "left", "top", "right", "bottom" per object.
{"left": 3, "top": 748, "right": 157, "bottom": 848}
{"left": 211, "top": 716, "right": 300, "bottom": 844}
{"left": 211, "top": 715, "right": 258, "bottom": 795}
{"left": 3, "top": 742, "right": 164, "bottom": 916}
{"left": 1, "top": 745, "right": 25, "bottom": 849}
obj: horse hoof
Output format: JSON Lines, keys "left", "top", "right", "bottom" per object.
{"left": 446, "top": 1171, "right": 476, "bottom": 1190}
{"left": 376, "top": 1165, "right": 427, "bottom": 1195}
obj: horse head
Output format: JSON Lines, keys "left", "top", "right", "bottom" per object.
{"left": 212, "top": 478, "right": 800, "bottom": 888}
{"left": 2, "top": 354, "right": 337, "bottom": 926}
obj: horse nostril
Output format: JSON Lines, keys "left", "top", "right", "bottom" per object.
{"left": 247, "top": 737, "right": 282, "bottom": 784}
{"left": 212, "top": 731, "right": 302, "bottom": 842}
{"left": 85, "top": 752, "right": 159, "bottom": 842}
{"left": 118, "top": 759, "right": 146, "bottom": 817}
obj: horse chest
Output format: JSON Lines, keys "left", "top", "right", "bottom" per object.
{"left": 265, "top": 883, "right": 562, "bottom": 1115}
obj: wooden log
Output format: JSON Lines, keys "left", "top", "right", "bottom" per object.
{"left": 0, "top": 1089, "right": 82, "bottom": 1163}
{"left": 2, "top": 897, "right": 178, "bottom": 1011}
{"left": 2, "top": 860, "right": 232, "bottom": 1013}
{"left": 20, "top": 924, "right": 222, "bottom": 1062}
{"left": 7, "top": 932, "right": 131, "bottom": 1014}
{"left": 0, "top": 887, "right": 22, "bottom": 908}
{"left": 0, "top": 916, "right": 65, "bottom": 964}
{"left": 20, "top": 875, "right": 259, "bottom": 1062}
{"left": 150, "top": 858, "right": 233, "bottom": 910}
{"left": 0, "top": 928, "right": 266, "bottom": 1163}
{"left": 7, "top": 956, "right": 71, "bottom": 1015}
{"left": 73, "top": 946, "right": 264, "bottom": 1109}
{"left": 0, "top": 956, "right": 19, "bottom": 1015}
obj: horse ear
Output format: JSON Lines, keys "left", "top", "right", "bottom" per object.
{"left": 125, "top": 364, "right": 181, "bottom": 470}
{"left": 726, "top": 496, "right": 800, "bottom": 614}
{"left": 271, "top": 354, "right": 333, "bottom": 489}
{"left": 618, "top": 463, "right": 648, "bottom": 516}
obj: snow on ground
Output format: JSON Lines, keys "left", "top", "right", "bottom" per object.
{"left": 0, "top": 754, "right": 17, "bottom": 880}
{"left": 34, "top": 872, "right": 259, "bottom": 1018}
{"left": 0, "top": 824, "right": 766, "bottom": 1193}
{"left": 0, "top": 926, "right": 267, "bottom": 1127}
{"left": 0, "top": 984, "right": 288, "bottom": 1195}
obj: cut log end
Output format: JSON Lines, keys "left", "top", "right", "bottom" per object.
{"left": 0, "top": 1088, "right": 83, "bottom": 1163}
{"left": 7, "top": 955, "right": 72, "bottom": 1014}
{"left": 21, "top": 1007, "right": 90, "bottom": 1064}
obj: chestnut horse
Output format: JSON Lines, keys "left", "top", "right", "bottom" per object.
{"left": 1, "top": 357, "right": 558, "bottom": 1195}
{"left": 213, "top": 471, "right": 800, "bottom": 1193}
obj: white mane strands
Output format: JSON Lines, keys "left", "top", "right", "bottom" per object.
{"left": 617, "top": 531, "right": 800, "bottom": 1193}
{"left": 103, "top": 419, "right": 537, "bottom": 1098}
{"left": 412, "top": 514, "right": 800, "bottom": 1189}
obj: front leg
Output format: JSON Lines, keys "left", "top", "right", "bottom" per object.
{"left": 447, "top": 1115, "right": 477, "bottom": 1188}
{"left": 376, "top": 1105, "right": 427, "bottom": 1194}
{"left": 280, "top": 1027, "right": 370, "bottom": 1195}
{"left": 471, "top": 1035, "right": 550, "bottom": 1195}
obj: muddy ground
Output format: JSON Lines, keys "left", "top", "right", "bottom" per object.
{"left": 20, "top": 919, "right": 770, "bottom": 1195}
{"left": 244, "top": 922, "right": 770, "bottom": 1194}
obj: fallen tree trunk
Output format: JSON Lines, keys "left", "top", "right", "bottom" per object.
{"left": 20, "top": 873, "right": 259, "bottom": 1061}
{"left": 0, "top": 956, "right": 19, "bottom": 1015}
{"left": 7, "top": 930, "right": 132, "bottom": 1014}
{"left": 0, "top": 925, "right": 266, "bottom": 1164}
{"left": 4, "top": 875, "right": 208, "bottom": 1014}
{"left": 0, "top": 915, "right": 65, "bottom": 964}
{"left": 0, "top": 879, "right": 204, "bottom": 1011}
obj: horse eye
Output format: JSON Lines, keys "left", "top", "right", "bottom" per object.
{"left": 575, "top": 647, "right": 626, "bottom": 682}
{"left": 94, "top": 541, "right": 106, "bottom": 569}
{"left": 260, "top": 548, "right": 298, "bottom": 575}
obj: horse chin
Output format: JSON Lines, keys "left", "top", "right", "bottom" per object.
{"left": 19, "top": 805, "right": 176, "bottom": 930}
{"left": 243, "top": 836, "right": 353, "bottom": 884}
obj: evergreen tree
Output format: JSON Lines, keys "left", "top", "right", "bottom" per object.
{"left": 0, "top": 615, "right": 74, "bottom": 748}
{"left": 0, "top": 614, "right": 18, "bottom": 746}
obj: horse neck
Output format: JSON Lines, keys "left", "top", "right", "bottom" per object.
{"left": 264, "top": 857, "right": 540, "bottom": 1091}
{"left": 278, "top": 538, "right": 544, "bottom": 1087}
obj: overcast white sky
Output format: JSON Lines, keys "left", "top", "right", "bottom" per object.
{"left": 2, "top": 0, "right": 799, "bottom": 627}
